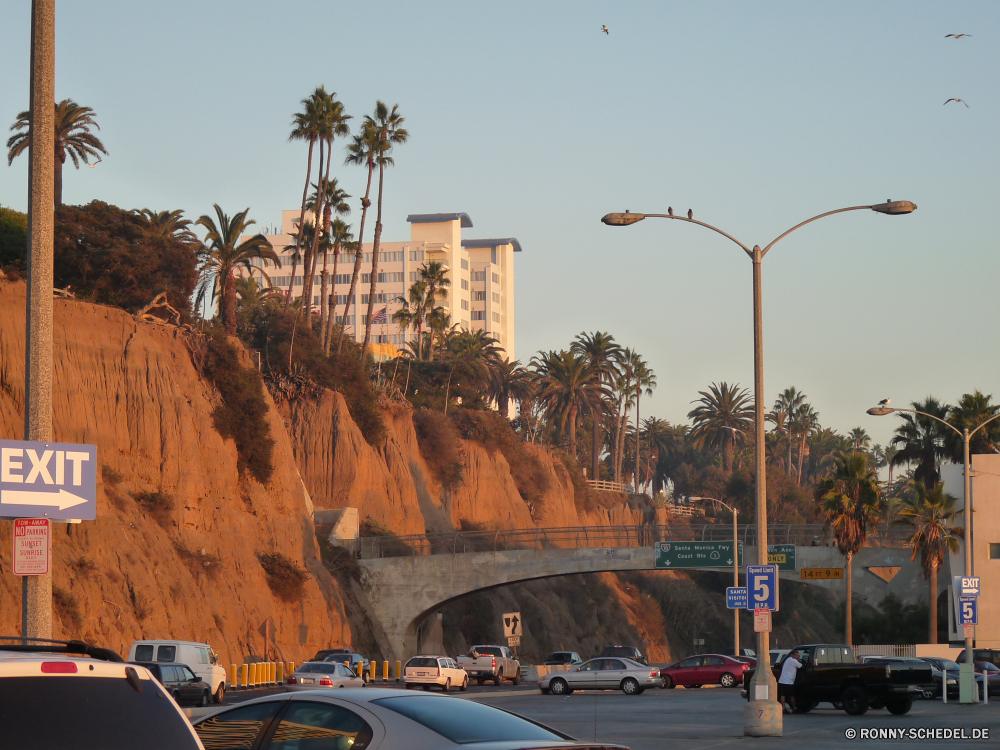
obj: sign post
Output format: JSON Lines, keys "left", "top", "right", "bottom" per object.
{"left": 13, "top": 519, "right": 50, "bottom": 575}
{"left": 726, "top": 587, "right": 748, "bottom": 609}
{"left": 503, "top": 612, "right": 522, "bottom": 658}
{"left": 745, "top": 565, "right": 779, "bottom": 612}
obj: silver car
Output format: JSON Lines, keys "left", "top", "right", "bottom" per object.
{"left": 539, "top": 657, "right": 660, "bottom": 695}
{"left": 192, "top": 688, "right": 629, "bottom": 750}
{"left": 284, "top": 661, "right": 365, "bottom": 691}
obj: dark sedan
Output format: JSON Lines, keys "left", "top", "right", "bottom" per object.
{"left": 130, "top": 661, "right": 213, "bottom": 707}
{"left": 544, "top": 651, "right": 583, "bottom": 666}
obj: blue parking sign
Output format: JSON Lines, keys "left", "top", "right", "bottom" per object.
{"left": 726, "top": 587, "right": 748, "bottom": 609}
{"left": 745, "top": 565, "right": 779, "bottom": 611}
{"left": 959, "top": 596, "right": 978, "bottom": 625}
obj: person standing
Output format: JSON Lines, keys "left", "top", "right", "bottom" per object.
{"left": 778, "top": 649, "right": 802, "bottom": 714}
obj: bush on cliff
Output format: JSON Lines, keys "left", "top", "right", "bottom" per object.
{"left": 204, "top": 334, "right": 275, "bottom": 484}
{"left": 412, "top": 408, "right": 463, "bottom": 490}
{"left": 0, "top": 204, "right": 28, "bottom": 268}
{"left": 258, "top": 552, "right": 307, "bottom": 603}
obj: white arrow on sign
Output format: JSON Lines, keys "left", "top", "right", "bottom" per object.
{"left": 2, "top": 488, "right": 88, "bottom": 510}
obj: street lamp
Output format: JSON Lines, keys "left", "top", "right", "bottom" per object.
{"left": 689, "top": 497, "right": 740, "bottom": 658}
{"left": 604, "top": 200, "right": 916, "bottom": 736}
{"left": 867, "top": 402, "right": 1000, "bottom": 701}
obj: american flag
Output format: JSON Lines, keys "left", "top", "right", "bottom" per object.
{"left": 371, "top": 307, "right": 387, "bottom": 325}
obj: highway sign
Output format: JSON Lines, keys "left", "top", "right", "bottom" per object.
{"left": 955, "top": 576, "right": 981, "bottom": 597}
{"left": 503, "top": 612, "right": 521, "bottom": 638}
{"left": 959, "top": 596, "right": 978, "bottom": 625}
{"left": 767, "top": 544, "right": 796, "bottom": 571}
{"left": 746, "top": 565, "right": 779, "bottom": 611}
{"left": 0, "top": 440, "right": 96, "bottom": 520}
{"left": 654, "top": 541, "right": 743, "bottom": 569}
{"left": 801, "top": 568, "right": 844, "bottom": 580}
{"left": 753, "top": 609, "right": 772, "bottom": 633}
{"left": 726, "top": 587, "right": 748, "bottom": 609}
{"left": 13, "top": 518, "right": 49, "bottom": 575}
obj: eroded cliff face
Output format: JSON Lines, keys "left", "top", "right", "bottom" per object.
{"left": 0, "top": 282, "right": 349, "bottom": 665}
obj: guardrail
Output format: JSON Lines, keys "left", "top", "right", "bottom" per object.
{"left": 586, "top": 480, "right": 633, "bottom": 493}
{"left": 345, "top": 523, "right": 911, "bottom": 559}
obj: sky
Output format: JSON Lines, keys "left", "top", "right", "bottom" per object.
{"left": 1, "top": 1, "right": 998, "bottom": 446}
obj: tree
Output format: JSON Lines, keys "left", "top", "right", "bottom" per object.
{"left": 486, "top": 358, "right": 533, "bottom": 420}
{"left": 0, "top": 204, "right": 28, "bottom": 265}
{"left": 896, "top": 482, "right": 962, "bottom": 643}
{"left": 611, "top": 349, "right": 639, "bottom": 483}
{"left": 136, "top": 208, "right": 198, "bottom": 245}
{"left": 310, "top": 179, "right": 350, "bottom": 346}
{"left": 890, "top": 397, "right": 951, "bottom": 489}
{"left": 633, "top": 357, "right": 656, "bottom": 492}
{"left": 687, "top": 382, "right": 754, "bottom": 472}
{"left": 392, "top": 280, "right": 428, "bottom": 359}
{"left": 360, "top": 102, "right": 408, "bottom": 363}
{"left": 848, "top": 427, "right": 871, "bottom": 454}
{"left": 195, "top": 205, "right": 278, "bottom": 334}
{"left": 793, "top": 403, "right": 820, "bottom": 485}
{"left": 531, "top": 349, "right": 608, "bottom": 459}
{"left": 774, "top": 387, "right": 807, "bottom": 478}
{"left": 946, "top": 390, "right": 1000, "bottom": 459}
{"left": 323, "top": 218, "right": 353, "bottom": 354}
{"left": 7, "top": 99, "right": 108, "bottom": 205}
{"left": 816, "top": 454, "right": 882, "bottom": 645}
{"left": 572, "top": 331, "right": 621, "bottom": 481}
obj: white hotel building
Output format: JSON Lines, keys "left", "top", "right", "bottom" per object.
{"left": 250, "top": 211, "right": 520, "bottom": 359}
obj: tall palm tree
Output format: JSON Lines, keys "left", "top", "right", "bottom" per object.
{"left": 767, "top": 405, "right": 790, "bottom": 473}
{"left": 338, "top": 119, "right": 378, "bottom": 354}
{"left": 487, "top": 358, "right": 534, "bottom": 420}
{"left": 572, "top": 331, "right": 621, "bottom": 481}
{"left": 947, "top": 390, "right": 1000, "bottom": 459}
{"left": 890, "top": 397, "right": 951, "bottom": 489}
{"left": 633, "top": 358, "right": 657, "bottom": 492}
{"left": 774, "top": 387, "right": 807, "bottom": 479}
{"left": 793, "top": 403, "right": 820, "bottom": 485}
{"left": 286, "top": 88, "right": 327, "bottom": 307}
{"left": 531, "top": 350, "right": 608, "bottom": 459}
{"left": 361, "top": 102, "right": 408, "bottom": 363}
{"left": 7, "top": 99, "right": 108, "bottom": 205}
{"left": 136, "top": 209, "right": 198, "bottom": 244}
{"left": 896, "top": 482, "right": 963, "bottom": 643}
{"left": 323, "top": 219, "right": 354, "bottom": 353}
{"left": 687, "top": 382, "right": 754, "bottom": 472}
{"left": 816, "top": 454, "right": 882, "bottom": 645}
{"left": 416, "top": 261, "right": 450, "bottom": 361}
{"left": 311, "top": 180, "right": 351, "bottom": 343}
{"left": 194, "top": 205, "right": 278, "bottom": 334}
{"left": 848, "top": 427, "right": 871, "bottom": 454}
{"left": 611, "top": 349, "right": 639, "bottom": 483}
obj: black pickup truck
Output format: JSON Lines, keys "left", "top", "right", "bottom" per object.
{"left": 742, "top": 644, "right": 928, "bottom": 715}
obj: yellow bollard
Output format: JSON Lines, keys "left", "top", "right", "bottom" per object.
{"left": 229, "top": 664, "right": 237, "bottom": 689}
{"left": 270, "top": 662, "right": 276, "bottom": 684}
{"left": 370, "top": 662, "right": 376, "bottom": 682}
{"left": 277, "top": 662, "right": 284, "bottom": 684}
{"left": 252, "top": 663, "right": 258, "bottom": 687}
{"left": 383, "top": 661, "right": 389, "bottom": 682}
{"left": 289, "top": 662, "right": 295, "bottom": 678}
{"left": 240, "top": 664, "right": 248, "bottom": 690}
{"left": 396, "top": 660, "right": 402, "bottom": 682}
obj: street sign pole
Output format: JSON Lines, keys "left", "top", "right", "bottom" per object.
{"left": 733, "top": 506, "right": 739, "bottom": 658}
{"left": 23, "top": 0, "right": 56, "bottom": 642}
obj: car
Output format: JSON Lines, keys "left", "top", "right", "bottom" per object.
{"left": 129, "top": 661, "right": 213, "bottom": 706}
{"left": 128, "top": 639, "right": 228, "bottom": 704}
{"left": 314, "top": 648, "right": 355, "bottom": 660}
{"left": 0, "top": 637, "right": 203, "bottom": 749}
{"left": 769, "top": 649, "right": 791, "bottom": 666}
{"left": 860, "top": 658, "right": 939, "bottom": 700}
{"left": 660, "top": 654, "right": 749, "bottom": 689}
{"left": 286, "top": 661, "right": 366, "bottom": 691}
{"left": 599, "top": 645, "right": 648, "bottom": 666}
{"left": 323, "top": 652, "right": 371, "bottom": 680}
{"left": 403, "top": 655, "right": 469, "bottom": 692}
{"left": 720, "top": 647, "right": 756, "bottom": 658}
{"left": 975, "top": 662, "right": 1000, "bottom": 696}
{"left": 539, "top": 657, "right": 660, "bottom": 695}
{"left": 192, "top": 688, "right": 629, "bottom": 750}
{"left": 456, "top": 645, "right": 521, "bottom": 685}
{"left": 544, "top": 651, "right": 583, "bottom": 666}
{"left": 919, "top": 656, "right": 960, "bottom": 697}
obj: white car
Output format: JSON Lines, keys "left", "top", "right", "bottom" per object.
{"left": 285, "top": 661, "right": 365, "bottom": 691}
{"left": 404, "top": 655, "right": 469, "bottom": 692}
{"left": 128, "top": 639, "right": 228, "bottom": 703}
{"left": 0, "top": 639, "right": 203, "bottom": 749}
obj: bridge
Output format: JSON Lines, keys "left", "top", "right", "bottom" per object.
{"left": 348, "top": 524, "right": 935, "bottom": 662}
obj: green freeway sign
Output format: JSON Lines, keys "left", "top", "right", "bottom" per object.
{"left": 767, "top": 544, "right": 796, "bottom": 572}
{"left": 654, "top": 541, "right": 743, "bottom": 569}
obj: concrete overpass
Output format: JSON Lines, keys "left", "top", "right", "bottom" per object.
{"left": 348, "top": 525, "right": 935, "bottom": 662}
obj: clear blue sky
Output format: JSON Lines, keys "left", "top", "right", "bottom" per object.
{"left": 1, "top": 1, "right": 997, "bottom": 446}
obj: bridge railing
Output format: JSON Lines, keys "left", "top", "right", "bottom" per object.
{"left": 348, "top": 523, "right": 912, "bottom": 559}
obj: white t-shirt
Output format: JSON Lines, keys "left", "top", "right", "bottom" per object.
{"left": 779, "top": 657, "right": 802, "bottom": 685}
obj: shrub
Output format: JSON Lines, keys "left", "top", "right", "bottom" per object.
{"left": 101, "top": 464, "right": 123, "bottom": 487}
{"left": 69, "top": 557, "right": 97, "bottom": 580}
{"left": 554, "top": 451, "right": 600, "bottom": 514}
{"left": 53, "top": 586, "right": 83, "bottom": 632}
{"left": 135, "top": 490, "right": 174, "bottom": 529}
{"left": 258, "top": 552, "right": 307, "bottom": 603}
{"left": 173, "top": 541, "right": 222, "bottom": 581}
{"left": 0, "top": 204, "right": 28, "bottom": 267}
{"left": 203, "top": 334, "right": 275, "bottom": 484}
{"left": 129, "top": 586, "right": 152, "bottom": 622}
{"left": 412, "top": 409, "right": 463, "bottom": 490}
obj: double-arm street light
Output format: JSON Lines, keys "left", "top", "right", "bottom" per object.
{"left": 689, "top": 497, "right": 740, "bottom": 658}
{"left": 603, "top": 200, "right": 917, "bottom": 735}
{"left": 867, "top": 403, "right": 1000, "bottom": 701}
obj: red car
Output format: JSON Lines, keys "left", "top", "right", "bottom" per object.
{"left": 660, "top": 654, "right": 750, "bottom": 689}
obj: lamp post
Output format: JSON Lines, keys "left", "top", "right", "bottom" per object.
{"left": 867, "top": 403, "right": 1000, "bottom": 702}
{"left": 603, "top": 200, "right": 916, "bottom": 735}
{"left": 689, "top": 497, "right": 740, "bottom": 657}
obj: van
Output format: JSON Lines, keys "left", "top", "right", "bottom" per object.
{"left": 128, "top": 640, "right": 228, "bottom": 703}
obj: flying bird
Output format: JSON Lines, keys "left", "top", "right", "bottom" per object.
{"left": 878, "top": 398, "right": 891, "bottom": 407}
{"left": 687, "top": 209, "right": 693, "bottom": 219}
{"left": 667, "top": 207, "right": 673, "bottom": 216}
{"left": 601, "top": 25, "right": 609, "bottom": 34}
{"left": 945, "top": 34, "right": 971, "bottom": 39}
{"left": 944, "top": 98, "right": 969, "bottom": 107}
{"left": 88, "top": 156, "right": 102, "bottom": 169}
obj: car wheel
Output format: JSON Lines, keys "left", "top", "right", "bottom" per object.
{"left": 841, "top": 686, "right": 869, "bottom": 716}
{"left": 621, "top": 678, "right": 640, "bottom": 695}
{"left": 661, "top": 675, "right": 674, "bottom": 689}
{"left": 199, "top": 691, "right": 209, "bottom": 708}
{"left": 213, "top": 683, "right": 225, "bottom": 704}
{"left": 171, "top": 691, "right": 181, "bottom": 704}
{"left": 720, "top": 673, "right": 736, "bottom": 688}
{"left": 794, "top": 700, "right": 818, "bottom": 714}
{"left": 460, "top": 677, "right": 468, "bottom": 692}
{"left": 549, "top": 678, "right": 569, "bottom": 696}
{"left": 831, "top": 700, "right": 844, "bottom": 710}
{"left": 886, "top": 697, "right": 913, "bottom": 715}
{"left": 442, "top": 678, "right": 451, "bottom": 693}
{"left": 494, "top": 670, "right": 503, "bottom": 687}
{"left": 512, "top": 670, "right": 521, "bottom": 686}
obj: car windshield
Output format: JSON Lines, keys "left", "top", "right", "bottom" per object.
{"left": 547, "top": 652, "right": 571, "bottom": 660}
{"left": 324, "top": 655, "right": 351, "bottom": 664}
{"left": 407, "top": 658, "right": 438, "bottom": 668}
{"left": 296, "top": 663, "right": 337, "bottom": 674}
{"left": 372, "top": 696, "right": 564, "bottom": 744}
{"left": 980, "top": 663, "right": 1000, "bottom": 673}
{"left": 473, "top": 647, "right": 503, "bottom": 657}
{"left": 0, "top": 675, "right": 200, "bottom": 749}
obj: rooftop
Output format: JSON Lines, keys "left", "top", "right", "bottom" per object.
{"left": 462, "top": 238, "right": 523, "bottom": 253}
{"left": 406, "top": 212, "right": 473, "bottom": 228}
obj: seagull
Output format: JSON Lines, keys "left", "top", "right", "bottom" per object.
{"left": 878, "top": 398, "right": 891, "bottom": 407}
{"left": 945, "top": 33, "right": 971, "bottom": 39}
{"left": 687, "top": 209, "right": 693, "bottom": 219}
{"left": 667, "top": 207, "right": 673, "bottom": 216}
{"left": 601, "top": 25, "right": 609, "bottom": 34}
{"left": 944, "top": 98, "right": 969, "bottom": 107}
{"left": 88, "top": 156, "right": 102, "bottom": 169}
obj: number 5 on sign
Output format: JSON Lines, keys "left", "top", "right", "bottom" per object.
{"left": 959, "top": 596, "right": 978, "bottom": 625}
{"left": 745, "top": 565, "right": 779, "bottom": 612}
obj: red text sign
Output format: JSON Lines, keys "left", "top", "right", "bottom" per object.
{"left": 14, "top": 518, "right": 50, "bottom": 575}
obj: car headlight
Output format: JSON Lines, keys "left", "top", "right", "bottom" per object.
{"left": 947, "top": 679, "right": 957, "bottom": 684}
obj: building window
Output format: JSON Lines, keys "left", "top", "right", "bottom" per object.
{"left": 335, "top": 273, "right": 353, "bottom": 285}
{"left": 409, "top": 250, "right": 425, "bottom": 261}
{"left": 461, "top": 279, "right": 469, "bottom": 290}
{"left": 472, "top": 270, "right": 486, "bottom": 282}
{"left": 461, "top": 299, "right": 468, "bottom": 311}
{"left": 492, "top": 312, "right": 501, "bottom": 323}
{"left": 991, "top": 544, "right": 1000, "bottom": 560}
{"left": 379, "top": 251, "right": 403, "bottom": 263}
{"left": 361, "top": 293, "right": 391, "bottom": 304}
{"left": 409, "top": 271, "right": 419, "bottom": 282}
{"left": 491, "top": 247, "right": 497, "bottom": 264}
{"left": 462, "top": 319, "right": 470, "bottom": 329}
{"left": 471, "top": 311, "right": 486, "bottom": 321}
{"left": 461, "top": 258, "right": 469, "bottom": 270}
{"left": 333, "top": 294, "right": 352, "bottom": 305}
{"left": 473, "top": 291, "right": 486, "bottom": 301}
{"left": 492, "top": 292, "right": 500, "bottom": 303}
{"left": 492, "top": 272, "right": 500, "bottom": 284}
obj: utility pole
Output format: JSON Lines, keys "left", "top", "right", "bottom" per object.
{"left": 22, "top": 0, "right": 56, "bottom": 641}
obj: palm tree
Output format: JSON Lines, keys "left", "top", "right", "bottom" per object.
{"left": 774, "top": 387, "right": 807, "bottom": 478}
{"left": 611, "top": 349, "right": 639, "bottom": 483}
{"left": 136, "top": 209, "right": 198, "bottom": 244}
{"left": 816, "top": 454, "right": 882, "bottom": 645}
{"left": 323, "top": 219, "right": 354, "bottom": 353}
{"left": 793, "top": 403, "right": 820, "bottom": 485}
{"left": 572, "top": 331, "right": 621, "bottom": 481}
{"left": 531, "top": 350, "right": 608, "bottom": 459}
{"left": 947, "top": 390, "right": 1000, "bottom": 459}
{"left": 640, "top": 417, "right": 671, "bottom": 494}
{"left": 286, "top": 89, "right": 324, "bottom": 307}
{"left": 415, "top": 261, "right": 451, "bottom": 361}
{"left": 767, "top": 405, "right": 791, "bottom": 473}
{"left": 848, "top": 427, "right": 871, "bottom": 455}
{"left": 890, "top": 397, "right": 951, "bottom": 489}
{"left": 360, "top": 102, "right": 409, "bottom": 363}
{"left": 633, "top": 358, "right": 657, "bottom": 493}
{"left": 311, "top": 180, "right": 350, "bottom": 343}
{"left": 896, "top": 482, "right": 963, "bottom": 643}
{"left": 687, "top": 382, "right": 754, "bottom": 472}
{"left": 194, "top": 205, "right": 278, "bottom": 334}
{"left": 392, "top": 280, "right": 429, "bottom": 359}
{"left": 7, "top": 99, "right": 108, "bottom": 205}
{"left": 487, "top": 358, "right": 534, "bottom": 419}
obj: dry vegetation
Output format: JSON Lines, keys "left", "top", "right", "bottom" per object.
{"left": 258, "top": 552, "right": 307, "bottom": 603}
{"left": 412, "top": 409, "right": 464, "bottom": 490}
